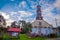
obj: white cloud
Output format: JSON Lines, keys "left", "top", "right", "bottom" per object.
{"left": 10, "top": 11, "right": 17, "bottom": 16}
{"left": 19, "top": 1, "right": 27, "bottom": 8}
{"left": 42, "top": 5, "right": 60, "bottom": 27}
{"left": 18, "top": 11, "right": 33, "bottom": 17}
{"left": 0, "top": 11, "right": 14, "bottom": 26}
{"left": 29, "top": 1, "right": 37, "bottom": 9}
{"left": 53, "top": 0, "right": 60, "bottom": 8}
{"left": 18, "top": 17, "right": 23, "bottom": 20}
{"left": 0, "top": 11, "right": 9, "bottom": 20}
{"left": 6, "top": 19, "right": 14, "bottom": 26}
{"left": 26, "top": 18, "right": 35, "bottom": 23}
{"left": 18, "top": 11, "right": 34, "bottom": 22}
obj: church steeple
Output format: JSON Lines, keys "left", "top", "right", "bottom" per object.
{"left": 36, "top": 0, "right": 43, "bottom": 20}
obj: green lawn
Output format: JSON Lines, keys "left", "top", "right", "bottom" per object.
{"left": 20, "top": 34, "right": 46, "bottom": 40}
{"left": 0, "top": 33, "right": 46, "bottom": 40}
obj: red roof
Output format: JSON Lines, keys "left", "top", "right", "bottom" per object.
{"left": 7, "top": 28, "right": 22, "bottom": 32}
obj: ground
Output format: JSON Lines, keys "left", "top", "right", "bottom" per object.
{"left": 0, "top": 33, "right": 46, "bottom": 40}
{"left": 1, "top": 33, "right": 60, "bottom": 40}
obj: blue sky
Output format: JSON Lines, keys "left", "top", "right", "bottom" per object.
{"left": 0, "top": 0, "right": 60, "bottom": 27}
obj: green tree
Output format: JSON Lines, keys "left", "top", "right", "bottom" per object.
{"left": 26, "top": 22, "right": 32, "bottom": 32}
{"left": 18, "top": 20, "right": 32, "bottom": 33}
{"left": 22, "top": 22, "right": 32, "bottom": 33}
{"left": 11, "top": 21, "right": 17, "bottom": 28}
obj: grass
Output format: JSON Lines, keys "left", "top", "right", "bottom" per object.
{"left": 20, "top": 34, "right": 46, "bottom": 40}
{"left": 0, "top": 33, "right": 46, "bottom": 40}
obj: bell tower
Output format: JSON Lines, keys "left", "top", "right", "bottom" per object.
{"left": 36, "top": 1, "right": 43, "bottom": 20}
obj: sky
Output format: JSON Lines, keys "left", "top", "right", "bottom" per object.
{"left": 0, "top": 0, "right": 60, "bottom": 27}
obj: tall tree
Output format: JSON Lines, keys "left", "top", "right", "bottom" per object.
{"left": 18, "top": 20, "right": 26, "bottom": 28}
{"left": 22, "top": 22, "right": 32, "bottom": 33}
{"left": 0, "top": 15, "right": 6, "bottom": 27}
{"left": 11, "top": 21, "right": 17, "bottom": 28}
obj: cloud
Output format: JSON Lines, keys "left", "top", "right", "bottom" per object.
{"left": 6, "top": 19, "right": 14, "bottom": 26}
{"left": 42, "top": 5, "right": 60, "bottom": 27}
{"left": 10, "top": 11, "right": 17, "bottom": 16}
{"left": 19, "top": 1, "right": 27, "bottom": 8}
{"left": 53, "top": 0, "right": 60, "bottom": 8}
{"left": 0, "top": 11, "right": 15, "bottom": 26}
{"left": 0, "top": 0, "right": 60, "bottom": 27}
{"left": 18, "top": 17, "right": 23, "bottom": 20}
{"left": 28, "top": 0, "right": 60, "bottom": 27}
{"left": 18, "top": 0, "right": 60, "bottom": 27}
{"left": 18, "top": 0, "right": 30, "bottom": 10}
{"left": 18, "top": 10, "right": 35, "bottom": 22}
{"left": 19, "top": 0, "right": 59, "bottom": 27}
{"left": 26, "top": 18, "right": 35, "bottom": 22}
{"left": 0, "top": 11, "right": 9, "bottom": 20}
{"left": 29, "top": 0, "right": 37, "bottom": 9}
{"left": 18, "top": 11, "right": 33, "bottom": 17}
{"left": 0, "top": 11, "right": 14, "bottom": 26}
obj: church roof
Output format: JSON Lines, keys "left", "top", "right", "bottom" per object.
{"left": 32, "top": 20, "right": 53, "bottom": 28}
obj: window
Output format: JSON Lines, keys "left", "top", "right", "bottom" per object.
{"left": 39, "top": 22, "right": 42, "bottom": 25}
{"left": 0, "top": 20, "right": 1, "bottom": 22}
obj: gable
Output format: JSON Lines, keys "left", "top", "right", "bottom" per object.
{"left": 32, "top": 20, "right": 52, "bottom": 28}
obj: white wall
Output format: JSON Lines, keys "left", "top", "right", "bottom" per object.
{"left": 31, "top": 28, "right": 53, "bottom": 36}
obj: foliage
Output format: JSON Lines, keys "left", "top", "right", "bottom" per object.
{"left": 0, "top": 33, "right": 46, "bottom": 40}
{"left": 21, "top": 22, "right": 32, "bottom": 33}
{"left": 47, "top": 33, "right": 57, "bottom": 38}
{"left": 11, "top": 21, "right": 17, "bottom": 28}
{"left": 0, "top": 27, "right": 7, "bottom": 33}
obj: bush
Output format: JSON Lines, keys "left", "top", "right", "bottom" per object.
{"left": 47, "top": 33, "right": 57, "bottom": 38}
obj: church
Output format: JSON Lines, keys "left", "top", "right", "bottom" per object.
{"left": 31, "top": 3, "right": 55, "bottom": 36}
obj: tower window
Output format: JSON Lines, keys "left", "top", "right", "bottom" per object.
{"left": 39, "top": 22, "right": 42, "bottom": 25}
{"left": 0, "top": 20, "right": 1, "bottom": 22}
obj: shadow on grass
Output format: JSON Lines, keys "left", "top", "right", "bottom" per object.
{"left": 0, "top": 37, "right": 20, "bottom": 40}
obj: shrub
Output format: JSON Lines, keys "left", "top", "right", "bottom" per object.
{"left": 47, "top": 33, "right": 57, "bottom": 38}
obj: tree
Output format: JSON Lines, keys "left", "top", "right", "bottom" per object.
{"left": 0, "top": 15, "right": 6, "bottom": 34}
{"left": 0, "top": 27, "right": 7, "bottom": 34}
{"left": 22, "top": 22, "right": 32, "bottom": 33}
{"left": 0, "top": 15, "right": 6, "bottom": 27}
{"left": 26, "top": 22, "right": 32, "bottom": 32}
{"left": 18, "top": 20, "right": 26, "bottom": 28}
{"left": 11, "top": 21, "right": 17, "bottom": 28}
{"left": 18, "top": 20, "right": 32, "bottom": 33}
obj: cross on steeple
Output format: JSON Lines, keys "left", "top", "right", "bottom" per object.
{"left": 36, "top": 0, "right": 43, "bottom": 20}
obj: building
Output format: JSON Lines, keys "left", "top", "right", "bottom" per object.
{"left": 0, "top": 15, "right": 6, "bottom": 27}
{"left": 31, "top": 3, "right": 54, "bottom": 36}
{"left": 7, "top": 28, "right": 22, "bottom": 37}
{"left": 56, "top": 26, "right": 60, "bottom": 35}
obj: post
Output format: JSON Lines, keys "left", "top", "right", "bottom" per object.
{"left": 55, "top": 18, "right": 58, "bottom": 36}
{"left": 55, "top": 18, "right": 58, "bottom": 27}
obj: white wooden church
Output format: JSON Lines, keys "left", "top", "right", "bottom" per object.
{"left": 31, "top": 3, "right": 57, "bottom": 36}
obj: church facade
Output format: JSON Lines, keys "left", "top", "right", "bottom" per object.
{"left": 31, "top": 3, "right": 55, "bottom": 36}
